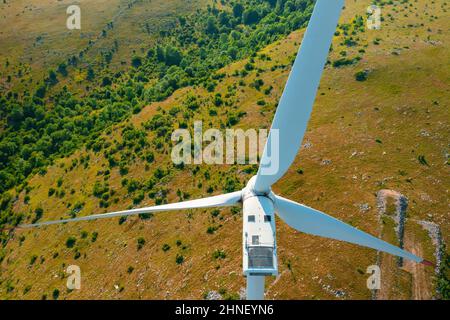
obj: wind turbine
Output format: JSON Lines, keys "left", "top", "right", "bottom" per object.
{"left": 20, "top": 0, "right": 432, "bottom": 300}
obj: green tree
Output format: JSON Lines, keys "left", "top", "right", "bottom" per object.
{"left": 232, "top": 3, "right": 244, "bottom": 19}
{"left": 47, "top": 70, "right": 58, "bottom": 86}
{"left": 218, "top": 12, "right": 229, "bottom": 26}
{"left": 57, "top": 62, "right": 68, "bottom": 77}
{"left": 156, "top": 45, "right": 165, "bottom": 62}
{"left": 131, "top": 56, "right": 142, "bottom": 68}
{"left": 35, "top": 84, "right": 46, "bottom": 98}
{"left": 33, "top": 207, "right": 44, "bottom": 223}
{"left": 87, "top": 67, "right": 95, "bottom": 81}
{"left": 65, "top": 236, "right": 76, "bottom": 248}
{"left": 355, "top": 70, "right": 368, "bottom": 81}
{"left": 243, "top": 9, "right": 259, "bottom": 25}
{"left": 165, "top": 46, "right": 183, "bottom": 66}
{"left": 102, "top": 76, "right": 112, "bottom": 87}
{"left": 206, "top": 16, "right": 218, "bottom": 34}
{"left": 7, "top": 106, "right": 23, "bottom": 128}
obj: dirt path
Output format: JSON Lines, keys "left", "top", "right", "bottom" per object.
{"left": 403, "top": 235, "right": 432, "bottom": 300}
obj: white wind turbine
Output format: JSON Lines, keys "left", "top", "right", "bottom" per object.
{"left": 20, "top": 0, "right": 432, "bottom": 300}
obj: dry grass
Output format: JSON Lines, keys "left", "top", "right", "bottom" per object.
{"left": 0, "top": 0, "right": 448, "bottom": 299}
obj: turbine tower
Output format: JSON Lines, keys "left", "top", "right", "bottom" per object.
{"left": 20, "top": 0, "right": 432, "bottom": 300}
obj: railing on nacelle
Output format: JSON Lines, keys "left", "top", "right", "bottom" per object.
{"left": 245, "top": 241, "right": 274, "bottom": 249}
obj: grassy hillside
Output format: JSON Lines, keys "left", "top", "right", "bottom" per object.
{"left": 0, "top": 0, "right": 449, "bottom": 299}
{"left": 0, "top": 0, "right": 208, "bottom": 87}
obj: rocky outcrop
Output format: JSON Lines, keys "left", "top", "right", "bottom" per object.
{"left": 376, "top": 189, "right": 408, "bottom": 266}
{"left": 415, "top": 220, "right": 443, "bottom": 278}
{"left": 205, "top": 290, "right": 222, "bottom": 300}
{"left": 376, "top": 190, "right": 444, "bottom": 299}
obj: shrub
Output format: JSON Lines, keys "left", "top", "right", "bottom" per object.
{"left": 175, "top": 254, "right": 184, "bottom": 265}
{"left": 101, "top": 76, "right": 112, "bottom": 86}
{"left": 131, "top": 56, "right": 142, "bottom": 68}
{"left": 52, "top": 288, "right": 60, "bottom": 300}
{"left": 162, "top": 243, "right": 171, "bottom": 252}
{"left": 355, "top": 70, "right": 368, "bottom": 81}
{"left": 257, "top": 99, "right": 266, "bottom": 106}
{"left": 211, "top": 209, "right": 220, "bottom": 218}
{"left": 66, "top": 236, "right": 76, "bottom": 248}
{"left": 119, "top": 216, "right": 127, "bottom": 225}
{"left": 29, "top": 255, "right": 38, "bottom": 265}
{"left": 418, "top": 155, "right": 429, "bottom": 166}
{"left": 207, "top": 226, "right": 219, "bottom": 234}
{"left": 332, "top": 58, "right": 356, "bottom": 68}
{"left": 139, "top": 213, "right": 153, "bottom": 220}
{"left": 263, "top": 86, "right": 273, "bottom": 95}
{"left": 33, "top": 207, "right": 44, "bottom": 223}
{"left": 137, "top": 237, "right": 146, "bottom": 250}
{"left": 127, "top": 180, "right": 140, "bottom": 193}
{"left": 251, "top": 79, "right": 264, "bottom": 90}
{"left": 6, "top": 281, "right": 14, "bottom": 293}
{"left": 133, "top": 191, "right": 145, "bottom": 205}
{"left": 23, "top": 285, "right": 32, "bottom": 295}
{"left": 48, "top": 188, "right": 56, "bottom": 196}
{"left": 145, "top": 152, "right": 154, "bottom": 163}
{"left": 212, "top": 250, "right": 226, "bottom": 260}
{"left": 438, "top": 250, "right": 449, "bottom": 299}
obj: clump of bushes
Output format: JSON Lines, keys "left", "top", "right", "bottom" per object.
{"left": 32, "top": 207, "right": 44, "bottom": 223}
{"left": 175, "top": 254, "right": 184, "bottom": 265}
{"left": 29, "top": 255, "right": 38, "bottom": 265}
{"left": 437, "top": 250, "right": 450, "bottom": 299}
{"left": 65, "top": 236, "right": 76, "bottom": 248}
{"left": 137, "top": 237, "right": 146, "bottom": 250}
{"left": 207, "top": 225, "right": 219, "bottom": 234}
{"left": 332, "top": 57, "right": 359, "bottom": 68}
{"left": 354, "top": 70, "right": 368, "bottom": 81}
{"left": 52, "top": 289, "right": 60, "bottom": 300}
{"left": 212, "top": 250, "right": 226, "bottom": 260}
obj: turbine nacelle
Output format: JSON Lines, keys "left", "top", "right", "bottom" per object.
{"left": 242, "top": 194, "right": 278, "bottom": 278}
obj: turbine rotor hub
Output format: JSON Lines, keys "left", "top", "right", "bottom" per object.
{"left": 242, "top": 176, "right": 272, "bottom": 201}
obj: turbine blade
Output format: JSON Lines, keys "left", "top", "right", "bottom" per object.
{"left": 20, "top": 191, "right": 242, "bottom": 228}
{"left": 254, "top": 0, "right": 344, "bottom": 193}
{"left": 273, "top": 194, "right": 425, "bottom": 263}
